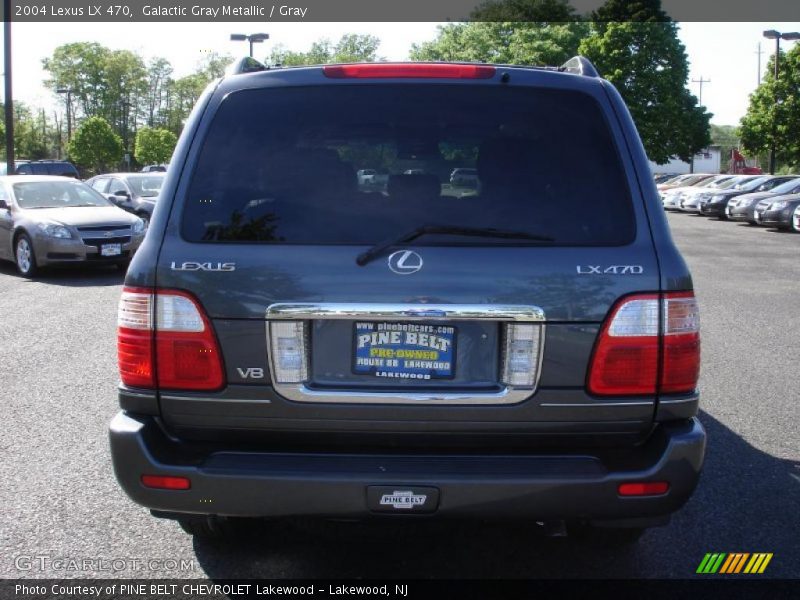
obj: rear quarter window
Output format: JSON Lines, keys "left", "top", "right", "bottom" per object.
{"left": 181, "top": 84, "right": 636, "bottom": 246}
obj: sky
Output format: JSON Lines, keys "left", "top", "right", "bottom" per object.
{"left": 3, "top": 21, "right": 800, "bottom": 126}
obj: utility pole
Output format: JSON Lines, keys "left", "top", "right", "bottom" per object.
{"left": 689, "top": 77, "right": 710, "bottom": 174}
{"left": 4, "top": 0, "right": 15, "bottom": 174}
{"left": 57, "top": 88, "right": 73, "bottom": 142}
{"left": 756, "top": 42, "right": 764, "bottom": 85}
{"left": 692, "top": 76, "right": 711, "bottom": 106}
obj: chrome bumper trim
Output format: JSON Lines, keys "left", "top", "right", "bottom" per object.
{"left": 265, "top": 302, "right": 545, "bottom": 406}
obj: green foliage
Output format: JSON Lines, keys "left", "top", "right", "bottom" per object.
{"left": 198, "top": 51, "right": 234, "bottom": 79}
{"left": 579, "top": 9, "right": 711, "bottom": 163}
{"left": 67, "top": 116, "right": 123, "bottom": 174}
{"left": 0, "top": 102, "right": 53, "bottom": 160}
{"left": 471, "top": 0, "right": 579, "bottom": 21}
{"left": 710, "top": 124, "right": 739, "bottom": 172}
{"left": 134, "top": 127, "right": 178, "bottom": 165}
{"left": 590, "top": 0, "right": 670, "bottom": 22}
{"left": 739, "top": 44, "right": 800, "bottom": 170}
{"left": 270, "top": 34, "right": 382, "bottom": 66}
{"left": 410, "top": 22, "right": 588, "bottom": 66}
{"left": 41, "top": 44, "right": 233, "bottom": 154}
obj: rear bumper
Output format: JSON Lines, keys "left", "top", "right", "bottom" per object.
{"left": 110, "top": 412, "right": 706, "bottom": 522}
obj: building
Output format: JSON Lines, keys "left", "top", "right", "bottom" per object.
{"left": 649, "top": 145, "right": 722, "bottom": 175}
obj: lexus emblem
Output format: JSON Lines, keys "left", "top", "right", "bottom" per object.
{"left": 387, "top": 250, "right": 423, "bottom": 275}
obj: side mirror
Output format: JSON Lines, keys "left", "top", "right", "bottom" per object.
{"left": 112, "top": 190, "right": 130, "bottom": 198}
{"left": 0, "top": 199, "right": 8, "bottom": 210}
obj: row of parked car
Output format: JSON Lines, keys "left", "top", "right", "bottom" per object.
{"left": 656, "top": 172, "right": 800, "bottom": 232}
{"left": 0, "top": 170, "right": 166, "bottom": 277}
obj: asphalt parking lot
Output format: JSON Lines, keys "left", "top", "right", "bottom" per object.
{"left": 0, "top": 212, "right": 798, "bottom": 580}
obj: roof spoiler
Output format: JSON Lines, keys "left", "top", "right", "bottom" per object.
{"left": 225, "top": 56, "right": 268, "bottom": 76}
{"left": 560, "top": 56, "right": 599, "bottom": 78}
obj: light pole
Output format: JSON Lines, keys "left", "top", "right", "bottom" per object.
{"left": 230, "top": 33, "right": 269, "bottom": 58}
{"left": 4, "top": 0, "right": 15, "bottom": 175}
{"left": 56, "top": 87, "right": 73, "bottom": 143}
{"left": 762, "top": 29, "right": 800, "bottom": 174}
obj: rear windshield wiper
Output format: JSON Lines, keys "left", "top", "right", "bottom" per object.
{"left": 356, "top": 224, "right": 554, "bottom": 266}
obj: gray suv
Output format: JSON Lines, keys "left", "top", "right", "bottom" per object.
{"left": 110, "top": 58, "right": 705, "bottom": 542}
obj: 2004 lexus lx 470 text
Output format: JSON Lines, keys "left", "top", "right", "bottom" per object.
{"left": 110, "top": 57, "right": 705, "bottom": 542}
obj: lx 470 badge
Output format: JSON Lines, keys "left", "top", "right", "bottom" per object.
{"left": 577, "top": 265, "right": 644, "bottom": 275}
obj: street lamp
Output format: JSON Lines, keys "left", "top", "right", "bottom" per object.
{"left": 230, "top": 33, "right": 269, "bottom": 58}
{"left": 762, "top": 29, "right": 800, "bottom": 174}
{"left": 56, "top": 87, "right": 73, "bottom": 143}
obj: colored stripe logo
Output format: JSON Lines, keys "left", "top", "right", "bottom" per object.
{"left": 697, "top": 553, "right": 773, "bottom": 574}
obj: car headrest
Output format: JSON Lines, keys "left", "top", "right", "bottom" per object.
{"left": 387, "top": 174, "right": 441, "bottom": 201}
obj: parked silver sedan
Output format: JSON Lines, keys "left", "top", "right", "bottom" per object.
{"left": 0, "top": 176, "right": 146, "bottom": 277}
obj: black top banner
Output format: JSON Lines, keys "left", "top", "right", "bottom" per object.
{"left": 1, "top": 0, "right": 800, "bottom": 22}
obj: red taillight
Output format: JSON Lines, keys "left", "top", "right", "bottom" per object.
{"left": 618, "top": 481, "right": 670, "bottom": 496}
{"left": 323, "top": 63, "right": 496, "bottom": 79}
{"left": 141, "top": 474, "right": 191, "bottom": 490}
{"left": 660, "top": 292, "right": 701, "bottom": 394}
{"left": 587, "top": 292, "right": 700, "bottom": 396}
{"left": 117, "top": 288, "right": 225, "bottom": 391}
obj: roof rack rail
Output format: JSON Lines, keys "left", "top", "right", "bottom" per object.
{"left": 226, "top": 56, "right": 268, "bottom": 76}
{"left": 560, "top": 56, "right": 599, "bottom": 78}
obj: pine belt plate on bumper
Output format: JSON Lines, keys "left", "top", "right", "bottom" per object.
{"left": 109, "top": 412, "right": 706, "bottom": 521}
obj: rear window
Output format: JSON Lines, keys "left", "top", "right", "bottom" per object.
{"left": 182, "top": 85, "right": 635, "bottom": 245}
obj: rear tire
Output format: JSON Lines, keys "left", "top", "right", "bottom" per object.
{"left": 15, "top": 233, "right": 39, "bottom": 278}
{"left": 177, "top": 516, "right": 237, "bottom": 539}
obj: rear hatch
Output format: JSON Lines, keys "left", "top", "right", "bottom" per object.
{"left": 150, "top": 67, "right": 665, "bottom": 447}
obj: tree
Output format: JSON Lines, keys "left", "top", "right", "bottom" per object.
{"left": 0, "top": 102, "right": 51, "bottom": 159}
{"left": 103, "top": 49, "right": 147, "bottom": 151}
{"left": 163, "top": 73, "right": 208, "bottom": 135}
{"left": 67, "top": 116, "right": 123, "bottom": 174}
{"left": 145, "top": 57, "right": 174, "bottom": 127}
{"left": 197, "top": 52, "right": 234, "bottom": 79}
{"left": 43, "top": 42, "right": 147, "bottom": 152}
{"left": 578, "top": 0, "right": 711, "bottom": 163}
{"left": 135, "top": 127, "right": 178, "bottom": 165}
{"left": 710, "top": 124, "right": 739, "bottom": 172}
{"left": 739, "top": 45, "right": 800, "bottom": 170}
{"left": 410, "top": 22, "right": 588, "bottom": 66}
{"left": 42, "top": 42, "right": 109, "bottom": 119}
{"left": 270, "top": 34, "right": 382, "bottom": 66}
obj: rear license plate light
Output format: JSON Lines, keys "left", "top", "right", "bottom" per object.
{"left": 269, "top": 321, "right": 308, "bottom": 383}
{"left": 501, "top": 323, "right": 544, "bottom": 388}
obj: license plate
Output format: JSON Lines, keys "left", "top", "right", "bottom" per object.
{"left": 101, "top": 243, "right": 122, "bottom": 256}
{"left": 353, "top": 322, "right": 456, "bottom": 380}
